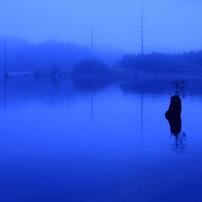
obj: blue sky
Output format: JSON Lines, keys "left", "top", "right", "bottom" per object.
{"left": 0, "top": 0, "right": 201, "bottom": 53}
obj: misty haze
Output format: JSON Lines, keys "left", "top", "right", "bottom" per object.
{"left": 0, "top": 0, "right": 202, "bottom": 202}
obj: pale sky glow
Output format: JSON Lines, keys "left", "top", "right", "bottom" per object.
{"left": 0, "top": 0, "right": 201, "bottom": 53}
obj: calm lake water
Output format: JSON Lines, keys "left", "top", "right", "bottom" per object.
{"left": 0, "top": 77, "right": 202, "bottom": 202}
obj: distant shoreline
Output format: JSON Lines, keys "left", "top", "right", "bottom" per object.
{"left": 0, "top": 71, "right": 201, "bottom": 81}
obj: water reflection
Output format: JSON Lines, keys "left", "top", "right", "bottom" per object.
{"left": 3, "top": 77, "right": 8, "bottom": 111}
{"left": 0, "top": 77, "right": 194, "bottom": 148}
{"left": 72, "top": 78, "right": 110, "bottom": 93}
{"left": 1, "top": 77, "right": 202, "bottom": 202}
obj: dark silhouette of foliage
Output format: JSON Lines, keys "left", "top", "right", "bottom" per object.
{"left": 120, "top": 52, "right": 202, "bottom": 73}
{"left": 0, "top": 37, "right": 100, "bottom": 72}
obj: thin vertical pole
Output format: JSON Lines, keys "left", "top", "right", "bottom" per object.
{"left": 4, "top": 38, "right": 8, "bottom": 78}
{"left": 90, "top": 26, "right": 94, "bottom": 49}
{"left": 141, "top": 0, "right": 144, "bottom": 55}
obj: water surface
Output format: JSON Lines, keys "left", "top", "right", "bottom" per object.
{"left": 0, "top": 78, "right": 202, "bottom": 202}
